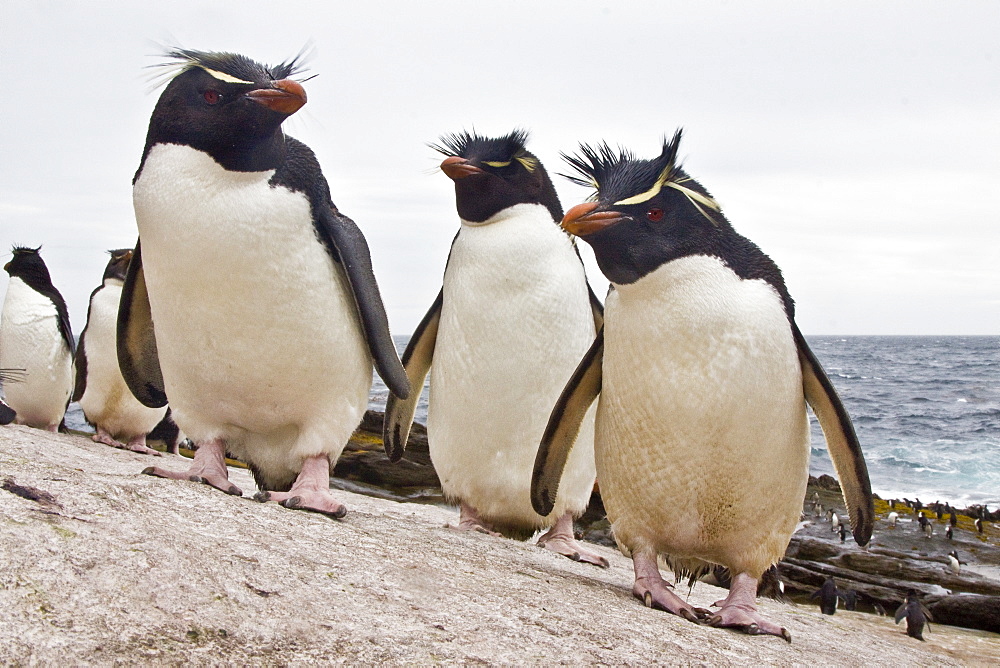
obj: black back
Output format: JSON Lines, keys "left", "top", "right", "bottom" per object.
{"left": 431, "top": 129, "right": 563, "bottom": 224}
{"left": 4, "top": 246, "right": 74, "bottom": 355}
{"left": 561, "top": 130, "right": 795, "bottom": 318}
{"left": 136, "top": 49, "right": 304, "bottom": 178}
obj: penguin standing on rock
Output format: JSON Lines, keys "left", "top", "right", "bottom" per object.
{"left": 121, "top": 49, "right": 409, "bottom": 516}
{"left": 384, "top": 130, "right": 607, "bottom": 566}
{"left": 895, "top": 591, "right": 932, "bottom": 640}
{"left": 0, "top": 247, "right": 75, "bottom": 431}
{"left": 531, "top": 131, "right": 874, "bottom": 641}
{"left": 74, "top": 249, "right": 167, "bottom": 455}
{"left": 810, "top": 577, "right": 840, "bottom": 615}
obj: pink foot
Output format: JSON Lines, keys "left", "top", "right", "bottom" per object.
{"left": 537, "top": 512, "right": 609, "bottom": 568}
{"left": 254, "top": 454, "right": 346, "bottom": 519}
{"left": 142, "top": 438, "right": 242, "bottom": 496}
{"left": 632, "top": 552, "right": 711, "bottom": 623}
{"left": 93, "top": 429, "right": 125, "bottom": 449}
{"left": 122, "top": 433, "right": 162, "bottom": 457}
{"left": 447, "top": 503, "right": 501, "bottom": 536}
{"left": 709, "top": 572, "right": 791, "bottom": 642}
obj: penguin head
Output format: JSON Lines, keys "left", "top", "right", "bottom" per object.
{"left": 559, "top": 130, "right": 794, "bottom": 313}
{"left": 4, "top": 246, "right": 52, "bottom": 285}
{"left": 141, "top": 49, "right": 308, "bottom": 173}
{"left": 102, "top": 248, "right": 133, "bottom": 283}
{"left": 430, "top": 129, "right": 562, "bottom": 224}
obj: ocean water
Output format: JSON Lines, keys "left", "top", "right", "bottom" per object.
{"left": 64, "top": 335, "right": 999, "bottom": 507}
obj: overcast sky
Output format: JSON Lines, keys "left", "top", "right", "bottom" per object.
{"left": 2, "top": 1, "right": 998, "bottom": 336}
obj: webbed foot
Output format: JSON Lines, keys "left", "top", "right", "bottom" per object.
{"left": 709, "top": 572, "right": 791, "bottom": 642}
{"left": 142, "top": 438, "right": 242, "bottom": 496}
{"left": 537, "top": 512, "right": 609, "bottom": 568}
{"left": 254, "top": 454, "right": 346, "bottom": 519}
{"left": 447, "top": 503, "right": 502, "bottom": 536}
{"left": 632, "top": 552, "right": 711, "bottom": 623}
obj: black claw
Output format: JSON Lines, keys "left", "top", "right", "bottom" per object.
{"left": 141, "top": 467, "right": 156, "bottom": 476}
{"left": 693, "top": 607, "right": 712, "bottom": 621}
{"left": 707, "top": 614, "right": 722, "bottom": 627}
{"left": 781, "top": 628, "right": 792, "bottom": 644}
{"left": 643, "top": 592, "right": 653, "bottom": 608}
{"left": 281, "top": 496, "right": 302, "bottom": 509}
{"left": 225, "top": 484, "right": 242, "bottom": 496}
{"left": 253, "top": 491, "right": 271, "bottom": 503}
{"left": 188, "top": 475, "right": 204, "bottom": 484}
{"left": 331, "top": 505, "right": 347, "bottom": 519}
{"left": 569, "top": 552, "right": 581, "bottom": 562}
{"left": 680, "top": 608, "right": 700, "bottom": 624}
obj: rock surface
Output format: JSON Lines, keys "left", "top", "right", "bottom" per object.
{"left": 2, "top": 425, "right": 999, "bottom": 665}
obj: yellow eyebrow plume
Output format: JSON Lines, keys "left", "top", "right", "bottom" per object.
{"left": 484, "top": 160, "right": 511, "bottom": 168}
{"left": 201, "top": 67, "right": 254, "bottom": 85}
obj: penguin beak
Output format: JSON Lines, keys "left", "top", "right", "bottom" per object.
{"left": 246, "top": 79, "right": 307, "bottom": 115}
{"left": 440, "top": 156, "right": 485, "bottom": 181}
{"left": 562, "top": 202, "right": 626, "bottom": 236}
{"left": 2, "top": 261, "right": 8, "bottom": 272}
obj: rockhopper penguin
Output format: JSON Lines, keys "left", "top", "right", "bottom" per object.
{"left": 74, "top": 249, "right": 168, "bottom": 455}
{"left": 122, "top": 50, "right": 409, "bottom": 516}
{"left": 384, "top": 130, "right": 607, "bottom": 566}
{"left": 0, "top": 246, "right": 75, "bottom": 431}
{"left": 531, "top": 131, "right": 874, "bottom": 641}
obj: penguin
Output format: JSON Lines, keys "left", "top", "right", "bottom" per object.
{"left": 838, "top": 588, "right": 858, "bottom": 611}
{"left": 383, "top": 130, "right": 607, "bottom": 566}
{"left": 888, "top": 511, "right": 899, "bottom": 527}
{"left": 120, "top": 49, "right": 409, "bottom": 516}
{"left": 945, "top": 524, "right": 953, "bottom": 540}
{"left": 810, "top": 578, "right": 840, "bottom": 615}
{"left": 895, "top": 591, "right": 932, "bottom": 641}
{"left": 975, "top": 517, "right": 984, "bottom": 534}
{"left": 838, "top": 522, "right": 848, "bottom": 543}
{"left": 950, "top": 510, "right": 958, "bottom": 527}
{"left": 0, "top": 247, "right": 75, "bottom": 431}
{"left": 947, "top": 549, "right": 962, "bottom": 574}
{"left": 531, "top": 130, "right": 874, "bottom": 641}
{"left": 830, "top": 511, "right": 841, "bottom": 532}
{"left": 918, "top": 513, "right": 932, "bottom": 537}
{"left": 73, "top": 249, "right": 167, "bottom": 455}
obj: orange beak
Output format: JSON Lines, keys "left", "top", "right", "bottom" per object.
{"left": 246, "top": 79, "right": 307, "bottom": 115}
{"left": 440, "top": 156, "right": 485, "bottom": 181}
{"left": 562, "top": 202, "right": 626, "bottom": 236}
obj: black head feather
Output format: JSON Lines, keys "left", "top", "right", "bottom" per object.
{"left": 430, "top": 128, "right": 532, "bottom": 164}
{"left": 157, "top": 48, "right": 306, "bottom": 87}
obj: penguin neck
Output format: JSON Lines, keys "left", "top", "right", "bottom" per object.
{"left": 459, "top": 202, "right": 555, "bottom": 229}
{"left": 136, "top": 131, "right": 287, "bottom": 181}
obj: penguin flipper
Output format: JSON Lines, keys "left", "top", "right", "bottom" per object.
{"left": 793, "top": 321, "right": 874, "bottom": 546}
{"left": 587, "top": 283, "right": 604, "bottom": 332}
{"left": 72, "top": 328, "right": 88, "bottom": 402}
{"left": 894, "top": 602, "right": 907, "bottom": 625}
{"left": 383, "top": 290, "right": 441, "bottom": 462}
{"left": 117, "top": 241, "right": 167, "bottom": 408}
{"left": 531, "top": 328, "right": 604, "bottom": 517}
{"left": 315, "top": 208, "right": 410, "bottom": 401}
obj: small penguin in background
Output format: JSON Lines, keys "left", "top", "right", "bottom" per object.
{"left": 121, "top": 50, "right": 409, "bottom": 516}
{"left": 945, "top": 524, "right": 953, "bottom": 540}
{"left": 74, "top": 249, "right": 167, "bottom": 455}
{"left": 895, "top": 591, "right": 932, "bottom": 641}
{"left": 384, "top": 130, "right": 607, "bottom": 566}
{"left": 0, "top": 247, "right": 75, "bottom": 431}
{"left": 918, "top": 513, "right": 932, "bottom": 538}
{"left": 830, "top": 511, "right": 841, "bottom": 532}
{"left": 975, "top": 517, "right": 984, "bottom": 534}
{"left": 838, "top": 522, "right": 848, "bottom": 543}
{"left": 0, "top": 368, "right": 27, "bottom": 425}
{"left": 810, "top": 578, "right": 840, "bottom": 615}
{"left": 532, "top": 131, "right": 874, "bottom": 641}
{"left": 950, "top": 510, "right": 958, "bottom": 527}
{"left": 947, "top": 550, "right": 962, "bottom": 574}
{"left": 838, "top": 588, "right": 858, "bottom": 611}
{"left": 888, "top": 511, "right": 899, "bottom": 527}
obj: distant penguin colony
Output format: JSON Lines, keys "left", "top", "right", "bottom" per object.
{"left": 530, "top": 131, "right": 874, "bottom": 641}
{"left": 0, "top": 247, "right": 75, "bottom": 431}
{"left": 74, "top": 249, "right": 167, "bottom": 455}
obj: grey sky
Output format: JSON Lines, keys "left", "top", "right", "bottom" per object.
{"left": 2, "top": 1, "right": 998, "bottom": 335}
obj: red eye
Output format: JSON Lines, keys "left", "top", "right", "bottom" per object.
{"left": 646, "top": 208, "right": 664, "bottom": 222}
{"left": 203, "top": 90, "right": 220, "bottom": 105}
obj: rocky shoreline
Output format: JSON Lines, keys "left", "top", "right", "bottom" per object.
{"left": 2, "top": 417, "right": 998, "bottom": 664}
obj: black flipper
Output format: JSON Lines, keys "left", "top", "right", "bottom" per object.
{"left": 793, "top": 321, "right": 874, "bottom": 546}
{"left": 72, "top": 286, "right": 101, "bottom": 402}
{"left": 116, "top": 241, "right": 167, "bottom": 408}
{"left": 313, "top": 207, "right": 410, "bottom": 401}
{"left": 587, "top": 283, "right": 604, "bottom": 332}
{"left": 894, "top": 602, "right": 907, "bottom": 625}
{"left": 531, "top": 328, "right": 604, "bottom": 517}
{"left": 383, "top": 290, "right": 442, "bottom": 462}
